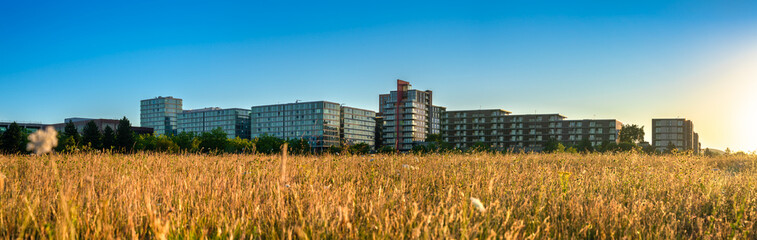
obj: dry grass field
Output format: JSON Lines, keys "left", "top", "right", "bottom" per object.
{"left": 1, "top": 152, "right": 756, "bottom": 239}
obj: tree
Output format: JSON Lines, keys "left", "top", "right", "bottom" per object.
{"left": 155, "top": 135, "right": 179, "bottom": 153}
{"left": 171, "top": 132, "right": 198, "bottom": 152}
{"left": 666, "top": 141, "right": 678, "bottom": 154}
{"left": 469, "top": 142, "right": 491, "bottom": 153}
{"left": 198, "top": 128, "right": 228, "bottom": 153}
{"left": 347, "top": 143, "right": 370, "bottom": 155}
{"left": 425, "top": 134, "right": 443, "bottom": 143}
{"left": 327, "top": 145, "right": 343, "bottom": 154}
{"left": 287, "top": 138, "right": 311, "bottom": 155}
{"left": 63, "top": 120, "right": 81, "bottom": 146}
{"left": 598, "top": 141, "right": 618, "bottom": 152}
{"left": 704, "top": 148, "right": 715, "bottom": 157}
{"left": 225, "top": 137, "right": 254, "bottom": 153}
{"left": 575, "top": 139, "right": 594, "bottom": 153}
{"left": 424, "top": 133, "right": 452, "bottom": 153}
{"left": 116, "top": 117, "right": 135, "bottom": 152}
{"left": 102, "top": 126, "right": 116, "bottom": 150}
{"left": 411, "top": 144, "right": 429, "bottom": 154}
{"left": 0, "top": 122, "right": 25, "bottom": 154}
{"left": 542, "top": 138, "right": 561, "bottom": 153}
{"left": 566, "top": 146, "right": 578, "bottom": 153}
{"left": 81, "top": 120, "right": 102, "bottom": 149}
{"left": 377, "top": 145, "right": 395, "bottom": 154}
{"left": 619, "top": 124, "right": 644, "bottom": 144}
{"left": 255, "top": 134, "right": 285, "bottom": 154}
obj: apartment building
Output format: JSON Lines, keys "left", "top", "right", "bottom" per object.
{"left": 442, "top": 109, "right": 512, "bottom": 149}
{"left": 140, "top": 96, "right": 182, "bottom": 135}
{"left": 652, "top": 118, "right": 700, "bottom": 153}
{"left": 177, "top": 107, "right": 251, "bottom": 139}
{"left": 341, "top": 106, "right": 376, "bottom": 147}
{"left": 560, "top": 119, "right": 622, "bottom": 147}
{"left": 379, "top": 80, "right": 445, "bottom": 151}
{"left": 442, "top": 109, "right": 622, "bottom": 151}
{"left": 251, "top": 101, "right": 343, "bottom": 151}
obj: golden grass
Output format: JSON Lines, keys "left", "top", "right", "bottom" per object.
{"left": 1, "top": 152, "right": 756, "bottom": 239}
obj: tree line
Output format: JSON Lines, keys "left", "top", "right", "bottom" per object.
{"left": 0, "top": 117, "right": 373, "bottom": 155}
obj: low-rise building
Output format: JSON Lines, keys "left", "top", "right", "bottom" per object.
{"left": 49, "top": 118, "right": 154, "bottom": 135}
{"left": 0, "top": 122, "right": 47, "bottom": 134}
{"left": 442, "top": 109, "right": 622, "bottom": 152}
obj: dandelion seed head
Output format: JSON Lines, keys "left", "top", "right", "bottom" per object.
{"left": 26, "top": 126, "right": 58, "bottom": 155}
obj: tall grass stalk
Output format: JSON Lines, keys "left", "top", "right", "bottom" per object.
{"left": 0, "top": 152, "right": 755, "bottom": 238}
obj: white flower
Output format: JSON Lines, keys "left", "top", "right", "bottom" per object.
{"left": 26, "top": 126, "right": 58, "bottom": 155}
{"left": 470, "top": 197, "right": 486, "bottom": 213}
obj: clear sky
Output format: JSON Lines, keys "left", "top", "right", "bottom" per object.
{"left": 1, "top": 1, "right": 756, "bottom": 151}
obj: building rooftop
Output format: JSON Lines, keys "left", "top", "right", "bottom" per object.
{"left": 444, "top": 109, "right": 513, "bottom": 114}
{"left": 251, "top": 100, "right": 341, "bottom": 108}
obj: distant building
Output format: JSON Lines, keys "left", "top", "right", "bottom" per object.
{"left": 0, "top": 122, "right": 47, "bottom": 135}
{"left": 50, "top": 118, "right": 154, "bottom": 135}
{"left": 340, "top": 106, "right": 376, "bottom": 147}
{"left": 442, "top": 109, "right": 622, "bottom": 152}
{"left": 378, "top": 80, "right": 445, "bottom": 151}
{"left": 251, "top": 101, "right": 343, "bottom": 151}
{"left": 177, "top": 107, "right": 251, "bottom": 139}
{"left": 652, "top": 118, "right": 700, "bottom": 153}
{"left": 442, "top": 109, "right": 513, "bottom": 149}
{"left": 374, "top": 115, "right": 384, "bottom": 149}
{"left": 561, "top": 119, "right": 622, "bottom": 147}
{"left": 140, "top": 96, "right": 182, "bottom": 135}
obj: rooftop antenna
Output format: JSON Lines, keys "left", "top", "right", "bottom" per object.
{"left": 296, "top": 99, "right": 301, "bottom": 103}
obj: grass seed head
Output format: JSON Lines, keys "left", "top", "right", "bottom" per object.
{"left": 471, "top": 197, "right": 486, "bottom": 213}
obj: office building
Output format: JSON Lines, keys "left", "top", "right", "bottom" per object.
{"left": 442, "top": 109, "right": 622, "bottom": 152}
{"left": 251, "top": 101, "right": 342, "bottom": 151}
{"left": 177, "top": 107, "right": 251, "bottom": 139}
{"left": 341, "top": 106, "right": 376, "bottom": 147}
{"left": 652, "top": 118, "right": 700, "bottom": 153}
{"left": 140, "top": 96, "right": 182, "bottom": 135}
{"left": 379, "top": 80, "right": 445, "bottom": 151}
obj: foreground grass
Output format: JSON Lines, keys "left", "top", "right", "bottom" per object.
{"left": 0, "top": 152, "right": 756, "bottom": 239}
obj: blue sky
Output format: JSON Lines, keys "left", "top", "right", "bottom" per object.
{"left": 1, "top": 1, "right": 756, "bottom": 151}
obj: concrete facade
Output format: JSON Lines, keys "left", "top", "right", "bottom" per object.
{"left": 652, "top": 118, "right": 700, "bottom": 153}
{"left": 442, "top": 109, "right": 622, "bottom": 152}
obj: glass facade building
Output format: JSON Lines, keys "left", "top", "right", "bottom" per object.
{"left": 177, "top": 107, "right": 251, "bottom": 139}
{"left": 341, "top": 106, "right": 376, "bottom": 147}
{"left": 140, "top": 96, "right": 182, "bottom": 135}
{"left": 251, "top": 101, "right": 343, "bottom": 150}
